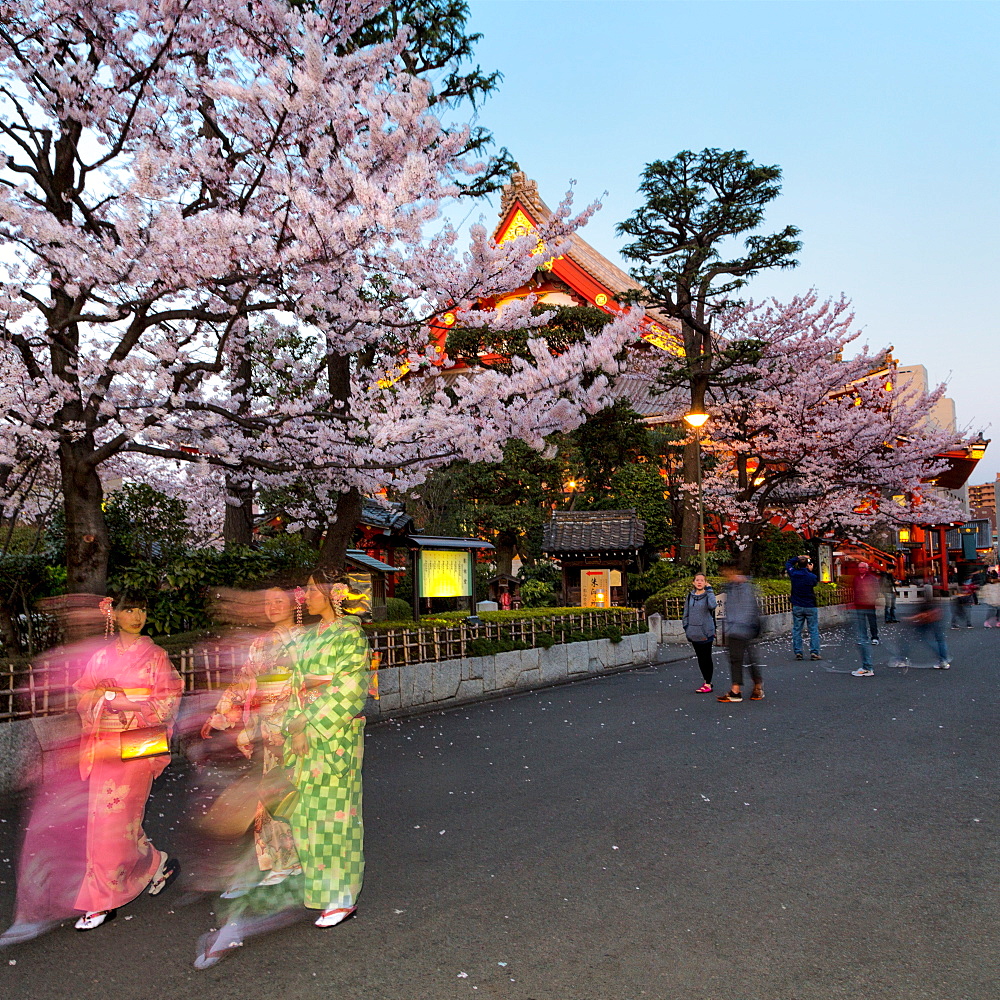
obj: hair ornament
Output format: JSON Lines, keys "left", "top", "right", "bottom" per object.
{"left": 294, "top": 586, "right": 305, "bottom": 626}
{"left": 99, "top": 596, "right": 114, "bottom": 639}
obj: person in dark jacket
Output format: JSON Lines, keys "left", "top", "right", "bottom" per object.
{"left": 717, "top": 563, "right": 763, "bottom": 703}
{"left": 682, "top": 573, "right": 717, "bottom": 693}
{"left": 785, "top": 555, "right": 821, "bottom": 661}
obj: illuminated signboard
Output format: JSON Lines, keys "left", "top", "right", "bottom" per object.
{"left": 581, "top": 569, "right": 610, "bottom": 608}
{"left": 818, "top": 544, "right": 833, "bottom": 583}
{"left": 419, "top": 550, "right": 471, "bottom": 598}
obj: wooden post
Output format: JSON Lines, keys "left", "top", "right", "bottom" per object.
{"left": 411, "top": 547, "right": 421, "bottom": 623}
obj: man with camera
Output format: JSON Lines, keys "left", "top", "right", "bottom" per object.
{"left": 786, "top": 554, "right": 821, "bottom": 661}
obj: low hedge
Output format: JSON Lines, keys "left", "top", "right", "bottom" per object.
{"left": 644, "top": 578, "right": 840, "bottom": 615}
{"left": 362, "top": 606, "right": 637, "bottom": 633}
{"left": 465, "top": 622, "right": 642, "bottom": 657}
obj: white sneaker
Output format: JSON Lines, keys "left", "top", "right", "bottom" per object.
{"left": 871, "top": 638, "right": 880, "bottom": 645}
{"left": 934, "top": 661, "right": 951, "bottom": 670}
{"left": 74, "top": 910, "right": 116, "bottom": 931}
{"left": 315, "top": 906, "right": 356, "bottom": 928}
{"left": 851, "top": 668, "right": 874, "bottom": 677}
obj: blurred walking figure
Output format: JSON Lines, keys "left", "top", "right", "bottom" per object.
{"left": 951, "top": 579, "right": 976, "bottom": 629}
{"left": 980, "top": 572, "right": 1000, "bottom": 627}
{"left": 881, "top": 571, "right": 899, "bottom": 623}
{"left": 200, "top": 584, "right": 302, "bottom": 896}
{"left": 848, "top": 562, "right": 882, "bottom": 676}
{"left": 682, "top": 573, "right": 717, "bottom": 692}
{"left": 1, "top": 597, "right": 104, "bottom": 947}
{"left": 894, "top": 589, "right": 951, "bottom": 669}
{"left": 285, "top": 569, "right": 370, "bottom": 928}
{"left": 717, "top": 563, "right": 763, "bottom": 703}
{"left": 786, "top": 554, "right": 821, "bottom": 661}
{"left": 72, "top": 593, "right": 183, "bottom": 930}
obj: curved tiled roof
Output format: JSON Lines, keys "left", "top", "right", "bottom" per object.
{"left": 542, "top": 509, "right": 645, "bottom": 556}
{"left": 498, "top": 172, "right": 675, "bottom": 327}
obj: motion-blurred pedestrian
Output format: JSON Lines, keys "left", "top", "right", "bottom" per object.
{"left": 981, "top": 572, "right": 1000, "bottom": 627}
{"left": 717, "top": 563, "right": 763, "bottom": 703}
{"left": 893, "top": 589, "right": 951, "bottom": 669}
{"left": 848, "top": 562, "right": 881, "bottom": 677}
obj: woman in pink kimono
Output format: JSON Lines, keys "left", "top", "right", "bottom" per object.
{"left": 72, "top": 593, "right": 183, "bottom": 930}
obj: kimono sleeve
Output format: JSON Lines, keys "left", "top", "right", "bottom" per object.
{"left": 75, "top": 647, "right": 109, "bottom": 733}
{"left": 143, "top": 646, "right": 184, "bottom": 728}
{"left": 300, "top": 624, "right": 369, "bottom": 742}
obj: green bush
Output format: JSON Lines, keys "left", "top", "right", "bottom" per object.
{"left": 384, "top": 597, "right": 413, "bottom": 621}
{"left": 467, "top": 637, "right": 532, "bottom": 657}
{"left": 628, "top": 559, "right": 684, "bottom": 603}
{"left": 643, "top": 577, "right": 841, "bottom": 616}
{"left": 423, "top": 606, "right": 629, "bottom": 622}
{"left": 520, "top": 579, "right": 557, "bottom": 608}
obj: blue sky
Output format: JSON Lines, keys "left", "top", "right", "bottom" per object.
{"left": 457, "top": 0, "right": 1000, "bottom": 482}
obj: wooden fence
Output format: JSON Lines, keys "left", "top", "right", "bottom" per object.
{"left": 658, "top": 587, "right": 851, "bottom": 622}
{"left": 1, "top": 608, "right": 647, "bottom": 723}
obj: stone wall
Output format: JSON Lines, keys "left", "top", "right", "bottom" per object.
{"left": 367, "top": 628, "right": 666, "bottom": 720}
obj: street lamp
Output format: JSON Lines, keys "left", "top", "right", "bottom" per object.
{"left": 683, "top": 410, "right": 710, "bottom": 574}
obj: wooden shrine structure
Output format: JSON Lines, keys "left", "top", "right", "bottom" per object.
{"left": 542, "top": 509, "right": 645, "bottom": 608}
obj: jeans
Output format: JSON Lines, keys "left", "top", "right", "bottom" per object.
{"left": 727, "top": 636, "right": 761, "bottom": 688}
{"left": 851, "top": 609, "right": 874, "bottom": 669}
{"left": 791, "top": 605, "right": 820, "bottom": 656}
{"left": 884, "top": 597, "right": 897, "bottom": 623}
{"left": 897, "top": 621, "right": 949, "bottom": 664}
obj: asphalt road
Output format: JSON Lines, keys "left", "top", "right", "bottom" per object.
{"left": 1, "top": 610, "right": 998, "bottom": 1000}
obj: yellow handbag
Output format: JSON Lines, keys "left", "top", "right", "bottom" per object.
{"left": 119, "top": 725, "right": 170, "bottom": 760}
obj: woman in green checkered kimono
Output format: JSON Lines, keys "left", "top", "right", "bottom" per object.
{"left": 285, "top": 570, "right": 370, "bottom": 928}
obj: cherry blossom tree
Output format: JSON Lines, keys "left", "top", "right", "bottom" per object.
{"left": 690, "top": 294, "right": 965, "bottom": 565}
{"left": 0, "top": 0, "right": 640, "bottom": 594}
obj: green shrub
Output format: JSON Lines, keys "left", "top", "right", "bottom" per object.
{"left": 466, "top": 637, "right": 532, "bottom": 657}
{"left": 628, "top": 560, "right": 684, "bottom": 603}
{"left": 519, "top": 578, "right": 557, "bottom": 608}
{"left": 384, "top": 597, "right": 413, "bottom": 621}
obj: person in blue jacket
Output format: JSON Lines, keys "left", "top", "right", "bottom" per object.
{"left": 786, "top": 555, "right": 821, "bottom": 661}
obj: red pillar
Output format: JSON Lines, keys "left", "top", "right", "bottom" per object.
{"left": 938, "top": 527, "right": 949, "bottom": 588}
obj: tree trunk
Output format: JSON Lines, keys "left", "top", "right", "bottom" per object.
{"left": 493, "top": 531, "right": 517, "bottom": 576}
{"left": 679, "top": 370, "right": 710, "bottom": 566}
{"left": 680, "top": 438, "right": 700, "bottom": 564}
{"left": 0, "top": 598, "right": 21, "bottom": 654}
{"left": 317, "top": 488, "right": 361, "bottom": 570}
{"left": 223, "top": 345, "right": 255, "bottom": 548}
{"left": 223, "top": 474, "right": 254, "bottom": 548}
{"left": 60, "top": 441, "right": 110, "bottom": 595}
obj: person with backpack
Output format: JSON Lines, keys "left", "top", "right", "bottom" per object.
{"left": 682, "top": 572, "right": 718, "bottom": 693}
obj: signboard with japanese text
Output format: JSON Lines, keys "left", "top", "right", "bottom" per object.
{"left": 818, "top": 544, "right": 833, "bottom": 583}
{"left": 581, "top": 569, "right": 610, "bottom": 608}
{"left": 419, "top": 549, "right": 471, "bottom": 598}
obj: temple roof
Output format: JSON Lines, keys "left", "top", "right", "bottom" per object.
{"left": 542, "top": 509, "right": 645, "bottom": 556}
{"left": 360, "top": 498, "right": 414, "bottom": 534}
{"left": 497, "top": 172, "right": 675, "bottom": 327}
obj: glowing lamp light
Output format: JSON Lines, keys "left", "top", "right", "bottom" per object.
{"left": 565, "top": 480, "right": 579, "bottom": 492}
{"left": 898, "top": 528, "right": 911, "bottom": 543}
{"left": 683, "top": 411, "right": 710, "bottom": 428}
